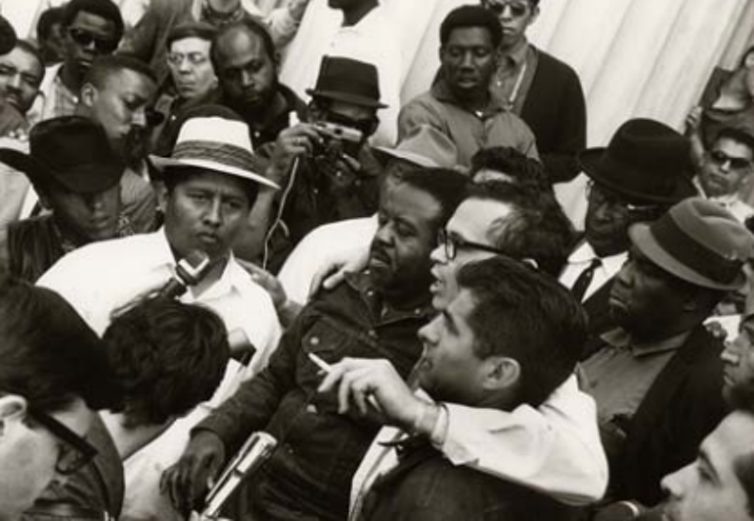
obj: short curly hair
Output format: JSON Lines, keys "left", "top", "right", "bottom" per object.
{"left": 103, "top": 297, "right": 230, "bottom": 428}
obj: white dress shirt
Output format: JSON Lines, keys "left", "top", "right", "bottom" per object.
{"left": 559, "top": 241, "right": 627, "bottom": 302}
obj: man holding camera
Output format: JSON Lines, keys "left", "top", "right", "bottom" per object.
{"left": 243, "top": 56, "right": 384, "bottom": 272}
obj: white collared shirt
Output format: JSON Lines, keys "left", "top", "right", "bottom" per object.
{"left": 559, "top": 242, "right": 628, "bottom": 302}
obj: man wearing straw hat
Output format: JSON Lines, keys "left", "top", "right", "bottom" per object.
{"left": 581, "top": 197, "right": 754, "bottom": 506}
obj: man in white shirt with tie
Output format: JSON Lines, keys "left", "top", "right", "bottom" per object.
{"left": 560, "top": 118, "right": 696, "bottom": 352}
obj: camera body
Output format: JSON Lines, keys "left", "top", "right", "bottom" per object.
{"left": 313, "top": 121, "right": 364, "bottom": 160}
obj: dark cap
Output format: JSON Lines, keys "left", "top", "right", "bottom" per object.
{"left": 0, "top": 116, "right": 125, "bottom": 194}
{"left": 306, "top": 56, "right": 387, "bottom": 109}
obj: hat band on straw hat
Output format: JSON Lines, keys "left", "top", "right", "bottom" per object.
{"left": 172, "top": 140, "right": 258, "bottom": 172}
{"left": 651, "top": 215, "right": 743, "bottom": 286}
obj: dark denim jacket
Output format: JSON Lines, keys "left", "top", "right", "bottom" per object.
{"left": 198, "top": 271, "right": 433, "bottom": 521}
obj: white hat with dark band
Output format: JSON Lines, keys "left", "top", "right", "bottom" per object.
{"left": 150, "top": 113, "right": 279, "bottom": 190}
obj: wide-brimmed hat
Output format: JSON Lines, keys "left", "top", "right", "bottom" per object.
{"left": 374, "top": 125, "right": 458, "bottom": 169}
{"left": 0, "top": 116, "right": 124, "bottom": 193}
{"left": 579, "top": 118, "right": 696, "bottom": 204}
{"left": 629, "top": 197, "right": 754, "bottom": 291}
{"left": 150, "top": 111, "right": 279, "bottom": 190}
{"left": 306, "top": 56, "right": 387, "bottom": 109}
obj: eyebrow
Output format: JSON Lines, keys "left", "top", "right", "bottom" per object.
{"left": 699, "top": 447, "right": 721, "bottom": 484}
{"left": 442, "top": 309, "right": 459, "bottom": 335}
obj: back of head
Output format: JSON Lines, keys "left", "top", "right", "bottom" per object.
{"left": 84, "top": 54, "right": 157, "bottom": 90}
{"left": 440, "top": 5, "right": 502, "bottom": 48}
{"left": 457, "top": 256, "right": 587, "bottom": 407}
{"left": 471, "top": 146, "right": 548, "bottom": 193}
{"left": 0, "top": 274, "right": 121, "bottom": 413}
{"left": 396, "top": 167, "right": 471, "bottom": 228}
{"left": 468, "top": 181, "right": 574, "bottom": 275}
{"left": 62, "top": 0, "right": 125, "bottom": 44}
{"left": 103, "top": 297, "right": 230, "bottom": 428}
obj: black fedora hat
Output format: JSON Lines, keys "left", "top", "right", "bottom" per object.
{"left": 306, "top": 56, "right": 387, "bottom": 109}
{"left": 0, "top": 116, "right": 125, "bottom": 194}
{"left": 578, "top": 118, "right": 696, "bottom": 204}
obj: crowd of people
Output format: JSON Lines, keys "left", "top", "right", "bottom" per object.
{"left": 2, "top": 1, "right": 754, "bottom": 521}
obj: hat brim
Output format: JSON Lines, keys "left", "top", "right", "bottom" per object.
{"left": 306, "top": 88, "right": 387, "bottom": 109}
{"left": 373, "top": 147, "right": 442, "bottom": 169}
{"left": 629, "top": 223, "right": 746, "bottom": 291}
{"left": 579, "top": 148, "right": 697, "bottom": 204}
{"left": 149, "top": 156, "right": 280, "bottom": 190}
{"left": 0, "top": 148, "right": 123, "bottom": 193}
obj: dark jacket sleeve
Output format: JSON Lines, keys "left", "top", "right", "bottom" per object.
{"left": 194, "top": 308, "right": 311, "bottom": 452}
{"left": 522, "top": 51, "right": 587, "bottom": 184}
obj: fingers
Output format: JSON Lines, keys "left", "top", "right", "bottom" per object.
{"left": 322, "top": 267, "right": 348, "bottom": 291}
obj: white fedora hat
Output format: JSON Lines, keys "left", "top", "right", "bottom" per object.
{"left": 150, "top": 114, "right": 279, "bottom": 190}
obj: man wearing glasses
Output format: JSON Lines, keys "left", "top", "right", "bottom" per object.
{"left": 37, "top": 0, "right": 124, "bottom": 122}
{"left": 480, "top": 0, "right": 587, "bottom": 184}
{"left": 694, "top": 127, "right": 754, "bottom": 223}
{"left": 560, "top": 118, "right": 696, "bottom": 355}
{"left": 0, "top": 275, "right": 120, "bottom": 521}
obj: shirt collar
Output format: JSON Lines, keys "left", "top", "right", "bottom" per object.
{"left": 500, "top": 39, "right": 530, "bottom": 68}
{"left": 568, "top": 241, "right": 627, "bottom": 275}
{"left": 601, "top": 327, "right": 690, "bottom": 358}
{"left": 431, "top": 78, "right": 506, "bottom": 115}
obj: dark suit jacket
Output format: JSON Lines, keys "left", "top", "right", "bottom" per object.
{"left": 581, "top": 279, "right": 616, "bottom": 359}
{"left": 360, "top": 442, "right": 580, "bottom": 521}
{"left": 521, "top": 48, "right": 587, "bottom": 184}
{"left": 610, "top": 326, "right": 726, "bottom": 505}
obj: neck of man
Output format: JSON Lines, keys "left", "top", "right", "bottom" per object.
{"left": 60, "top": 61, "right": 83, "bottom": 94}
{"left": 341, "top": 0, "right": 378, "bottom": 27}
{"left": 455, "top": 87, "right": 491, "bottom": 113}
{"left": 99, "top": 410, "right": 171, "bottom": 460}
{"left": 241, "top": 89, "right": 287, "bottom": 130}
{"left": 498, "top": 37, "right": 528, "bottom": 59}
{"left": 718, "top": 70, "right": 754, "bottom": 106}
{"left": 207, "top": 0, "right": 241, "bottom": 14}
{"left": 191, "top": 254, "right": 229, "bottom": 296}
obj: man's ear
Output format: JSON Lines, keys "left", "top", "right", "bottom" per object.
{"left": 744, "top": 51, "right": 754, "bottom": 70}
{"left": 37, "top": 188, "right": 53, "bottom": 211}
{"left": 528, "top": 4, "right": 541, "bottom": 27}
{"left": 155, "top": 181, "right": 169, "bottom": 214}
{"left": 0, "top": 395, "right": 29, "bottom": 438}
{"left": 483, "top": 356, "right": 520, "bottom": 392}
{"left": 79, "top": 83, "right": 96, "bottom": 108}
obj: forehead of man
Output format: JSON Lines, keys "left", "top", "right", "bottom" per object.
{"left": 448, "top": 197, "right": 514, "bottom": 244}
{"left": 69, "top": 10, "right": 117, "bottom": 38}
{"left": 380, "top": 176, "right": 443, "bottom": 228}
{"left": 1, "top": 46, "right": 44, "bottom": 82}
{"left": 714, "top": 137, "right": 754, "bottom": 162}
{"left": 444, "top": 26, "right": 495, "bottom": 51}
{"left": 171, "top": 169, "right": 252, "bottom": 204}
{"left": 214, "top": 27, "right": 271, "bottom": 69}
{"left": 705, "top": 412, "right": 754, "bottom": 486}
{"left": 170, "top": 36, "right": 212, "bottom": 56}
{"left": 98, "top": 67, "right": 156, "bottom": 99}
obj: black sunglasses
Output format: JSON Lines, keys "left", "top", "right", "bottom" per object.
{"left": 29, "top": 408, "right": 98, "bottom": 475}
{"left": 67, "top": 27, "right": 119, "bottom": 54}
{"left": 709, "top": 150, "right": 753, "bottom": 170}
{"left": 483, "top": 1, "right": 531, "bottom": 17}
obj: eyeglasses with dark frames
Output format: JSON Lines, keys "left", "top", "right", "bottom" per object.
{"left": 709, "top": 150, "right": 753, "bottom": 170}
{"left": 67, "top": 27, "right": 119, "bottom": 54}
{"left": 29, "top": 408, "right": 98, "bottom": 475}
{"left": 438, "top": 229, "right": 508, "bottom": 261}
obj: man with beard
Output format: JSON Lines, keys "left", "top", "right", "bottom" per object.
{"left": 37, "top": 0, "right": 124, "bottom": 122}
{"left": 212, "top": 18, "right": 306, "bottom": 149}
{"left": 581, "top": 197, "right": 752, "bottom": 506}
{"left": 399, "top": 5, "right": 538, "bottom": 167}
{"left": 75, "top": 55, "right": 159, "bottom": 234}
{"left": 0, "top": 117, "right": 128, "bottom": 283}
{"left": 162, "top": 168, "right": 469, "bottom": 521}
{"left": 560, "top": 118, "right": 696, "bottom": 356}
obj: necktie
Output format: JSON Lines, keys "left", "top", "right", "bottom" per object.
{"left": 571, "top": 258, "right": 602, "bottom": 302}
